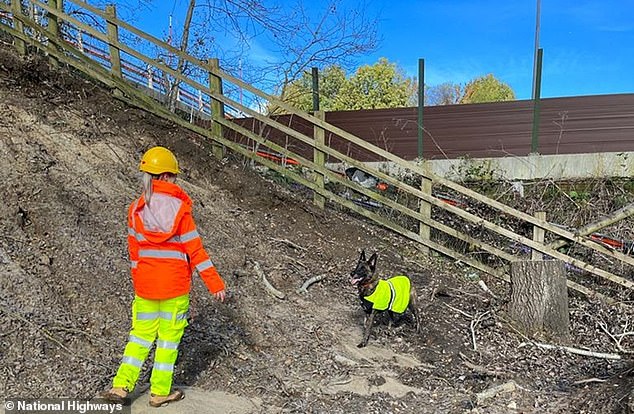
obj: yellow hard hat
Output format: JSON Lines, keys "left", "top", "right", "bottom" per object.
{"left": 139, "top": 146, "right": 180, "bottom": 175}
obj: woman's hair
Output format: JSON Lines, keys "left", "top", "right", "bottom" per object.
{"left": 142, "top": 172, "right": 177, "bottom": 205}
{"left": 142, "top": 172, "right": 154, "bottom": 206}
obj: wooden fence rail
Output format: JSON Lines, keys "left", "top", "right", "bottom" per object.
{"left": 2, "top": 0, "right": 633, "bottom": 303}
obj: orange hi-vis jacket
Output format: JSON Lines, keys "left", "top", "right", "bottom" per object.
{"left": 127, "top": 180, "right": 225, "bottom": 300}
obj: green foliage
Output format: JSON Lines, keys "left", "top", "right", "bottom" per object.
{"left": 614, "top": 194, "right": 629, "bottom": 209}
{"left": 277, "top": 58, "right": 416, "bottom": 112}
{"left": 334, "top": 58, "right": 417, "bottom": 110}
{"left": 424, "top": 75, "right": 516, "bottom": 106}
{"left": 277, "top": 65, "right": 516, "bottom": 112}
{"left": 261, "top": 165, "right": 305, "bottom": 187}
{"left": 280, "top": 65, "right": 347, "bottom": 112}
{"left": 449, "top": 157, "right": 503, "bottom": 194}
{"left": 460, "top": 74, "right": 515, "bottom": 104}
{"left": 623, "top": 179, "right": 634, "bottom": 193}
{"left": 450, "top": 156, "right": 501, "bottom": 182}
{"left": 540, "top": 183, "right": 562, "bottom": 201}
{"left": 567, "top": 190, "right": 591, "bottom": 203}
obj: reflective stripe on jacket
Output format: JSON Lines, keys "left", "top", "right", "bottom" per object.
{"left": 363, "top": 276, "right": 411, "bottom": 314}
{"left": 128, "top": 180, "right": 225, "bottom": 299}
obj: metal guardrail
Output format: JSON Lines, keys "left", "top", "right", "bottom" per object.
{"left": 0, "top": 7, "right": 212, "bottom": 119}
{"left": 67, "top": 28, "right": 213, "bottom": 120}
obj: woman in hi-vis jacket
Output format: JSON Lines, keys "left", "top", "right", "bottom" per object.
{"left": 102, "top": 146, "right": 226, "bottom": 407}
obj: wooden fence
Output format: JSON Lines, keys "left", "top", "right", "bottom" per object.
{"left": 2, "top": 0, "right": 633, "bottom": 303}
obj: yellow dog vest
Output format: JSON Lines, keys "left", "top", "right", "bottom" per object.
{"left": 363, "top": 276, "right": 411, "bottom": 313}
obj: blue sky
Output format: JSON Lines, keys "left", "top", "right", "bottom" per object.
{"left": 132, "top": 0, "right": 634, "bottom": 100}
{"left": 365, "top": 0, "right": 634, "bottom": 99}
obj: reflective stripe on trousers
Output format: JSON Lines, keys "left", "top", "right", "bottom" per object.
{"left": 112, "top": 294, "right": 189, "bottom": 395}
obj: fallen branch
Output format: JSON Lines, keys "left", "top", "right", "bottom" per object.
{"left": 572, "top": 377, "right": 607, "bottom": 386}
{"left": 251, "top": 260, "right": 285, "bottom": 300}
{"left": 470, "top": 311, "right": 491, "bottom": 351}
{"left": 475, "top": 380, "right": 517, "bottom": 404}
{"left": 48, "top": 326, "right": 110, "bottom": 345}
{"left": 329, "top": 377, "right": 353, "bottom": 386}
{"left": 297, "top": 274, "right": 327, "bottom": 294}
{"left": 442, "top": 303, "right": 491, "bottom": 351}
{"left": 501, "top": 315, "right": 620, "bottom": 360}
{"left": 598, "top": 319, "right": 634, "bottom": 355}
{"left": 459, "top": 353, "right": 509, "bottom": 378}
{"left": 284, "top": 254, "right": 308, "bottom": 270}
{"left": 442, "top": 302, "right": 473, "bottom": 319}
{"left": 271, "top": 238, "right": 307, "bottom": 251}
{"left": 521, "top": 341, "right": 621, "bottom": 360}
{"left": 105, "top": 142, "right": 126, "bottom": 165}
{"left": 478, "top": 280, "right": 498, "bottom": 299}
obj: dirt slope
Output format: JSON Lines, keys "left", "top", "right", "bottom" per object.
{"left": 0, "top": 47, "right": 633, "bottom": 413}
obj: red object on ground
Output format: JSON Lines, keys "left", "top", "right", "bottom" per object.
{"left": 256, "top": 151, "right": 300, "bottom": 165}
{"left": 590, "top": 234, "right": 624, "bottom": 249}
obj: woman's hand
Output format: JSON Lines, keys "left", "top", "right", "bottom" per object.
{"left": 213, "top": 289, "right": 226, "bottom": 302}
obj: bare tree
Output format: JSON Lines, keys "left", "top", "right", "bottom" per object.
{"left": 161, "top": 0, "right": 195, "bottom": 112}
{"left": 266, "top": 0, "right": 378, "bottom": 97}
{"left": 113, "top": 0, "right": 379, "bottom": 101}
{"left": 425, "top": 82, "right": 463, "bottom": 106}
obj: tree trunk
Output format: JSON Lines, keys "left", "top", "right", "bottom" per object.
{"left": 168, "top": 0, "right": 195, "bottom": 112}
{"left": 509, "top": 260, "right": 569, "bottom": 338}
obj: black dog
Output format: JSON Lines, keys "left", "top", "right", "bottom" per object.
{"left": 350, "top": 250, "right": 420, "bottom": 348}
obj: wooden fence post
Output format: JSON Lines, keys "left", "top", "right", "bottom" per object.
{"left": 208, "top": 58, "right": 225, "bottom": 159}
{"left": 46, "top": 0, "right": 63, "bottom": 67}
{"left": 105, "top": 4, "right": 122, "bottom": 97}
{"left": 532, "top": 211, "right": 546, "bottom": 260}
{"left": 313, "top": 110, "right": 326, "bottom": 209}
{"left": 419, "top": 161, "right": 432, "bottom": 254}
{"left": 10, "top": 0, "right": 26, "bottom": 55}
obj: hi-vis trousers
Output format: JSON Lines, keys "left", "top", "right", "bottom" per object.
{"left": 112, "top": 294, "right": 189, "bottom": 396}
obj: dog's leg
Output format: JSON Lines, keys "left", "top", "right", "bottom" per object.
{"left": 358, "top": 309, "right": 376, "bottom": 348}
{"left": 387, "top": 311, "right": 395, "bottom": 330}
{"left": 409, "top": 304, "right": 421, "bottom": 334}
{"left": 409, "top": 288, "right": 421, "bottom": 334}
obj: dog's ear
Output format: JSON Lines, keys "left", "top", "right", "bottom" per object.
{"left": 359, "top": 249, "right": 366, "bottom": 262}
{"left": 368, "top": 253, "right": 377, "bottom": 273}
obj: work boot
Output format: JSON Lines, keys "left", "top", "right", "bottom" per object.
{"left": 100, "top": 387, "right": 128, "bottom": 404}
{"left": 149, "top": 389, "right": 185, "bottom": 407}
